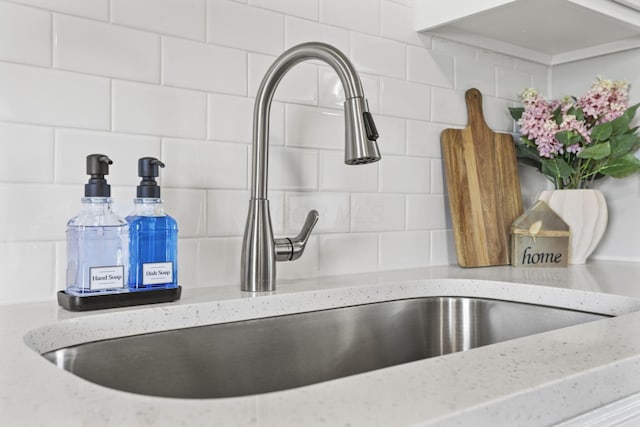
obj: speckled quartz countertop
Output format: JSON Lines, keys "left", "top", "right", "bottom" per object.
{"left": 3, "top": 261, "right": 640, "bottom": 426}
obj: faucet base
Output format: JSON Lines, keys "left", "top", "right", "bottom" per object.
{"left": 241, "top": 199, "right": 276, "bottom": 292}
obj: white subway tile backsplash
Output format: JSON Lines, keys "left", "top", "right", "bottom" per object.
{"left": 112, "top": 0, "right": 206, "bottom": 41}
{"left": 112, "top": 81, "right": 207, "bottom": 139}
{"left": 406, "top": 120, "right": 446, "bottom": 158}
{"left": 430, "top": 229, "right": 456, "bottom": 265}
{"left": 0, "top": 242, "right": 55, "bottom": 304}
{"left": 249, "top": 53, "right": 318, "bottom": 104}
{"left": 285, "top": 16, "right": 350, "bottom": 53}
{"left": 208, "top": 94, "right": 253, "bottom": 143}
{"left": 55, "top": 129, "right": 161, "bottom": 186}
{"left": 162, "top": 139, "right": 247, "bottom": 190}
{"left": 286, "top": 192, "right": 350, "bottom": 234}
{"left": 269, "top": 148, "right": 318, "bottom": 191}
{"left": 456, "top": 57, "right": 496, "bottom": 95}
{"left": 319, "top": 68, "right": 379, "bottom": 113}
{"left": 285, "top": 105, "right": 343, "bottom": 150}
{"left": 251, "top": 0, "right": 318, "bottom": 21}
{"left": 431, "top": 160, "right": 445, "bottom": 194}
{"left": 496, "top": 67, "right": 531, "bottom": 101}
{"left": 0, "top": 2, "right": 51, "bottom": 67}
{"left": 197, "top": 237, "right": 242, "bottom": 286}
{"left": 11, "top": 0, "right": 108, "bottom": 20}
{"left": 318, "top": 233, "right": 378, "bottom": 275}
{"left": 0, "top": 62, "right": 110, "bottom": 129}
{"left": 380, "top": 0, "right": 422, "bottom": 46}
{"left": 205, "top": 142, "right": 249, "bottom": 189}
{"left": 351, "top": 34, "right": 405, "bottom": 79}
{"left": 516, "top": 59, "right": 550, "bottom": 97}
{"left": 54, "top": 15, "right": 160, "bottom": 83}
{"left": 407, "top": 46, "right": 454, "bottom": 88}
{"left": 206, "top": 189, "right": 251, "bottom": 236}
{"left": 0, "top": 184, "right": 78, "bottom": 241}
{"left": 432, "top": 38, "right": 476, "bottom": 60}
{"left": 478, "top": 50, "right": 517, "bottom": 68}
{"left": 351, "top": 193, "right": 404, "bottom": 232}
{"left": 208, "top": 0, "right": 283, "bottom": 55}
{"left": 319, "top": 0, "right": 378, "bottom": 35}
{"left": 177, "top": 239, "right": 199, "bottom": 287}
{"left": 430, "top": 87, "right": 467, "bottom": 126}
{"left": 319, "top": 151, "right": 378, "bottom": 193}
{"left": 380, "top": 78, "right": 430, "bottom": 120}
{"left": 163, "top": 188, "right": 207, "bottom": 238}
{"left": 163, "top": 37, "right": 246, "bottom": 95}
{"left": 0, "top": 123, "right": 54, "bottom": 183}
{"left": 379, "top": 231, "right": 429, "bottom": 269}
{"left": 379, "top": 155, "right": 430, "bottom": 194}
{"left": 483, "top": 96, "right": 515, "bottom": 132}
{"left": 375, "top": 116, "right": 405, "bottom": 155}
{"left": 406, "top": 194, "right": 448, "bottom": 230}
{"left": 162, "top": 138, "right": 207, "bottom": 188}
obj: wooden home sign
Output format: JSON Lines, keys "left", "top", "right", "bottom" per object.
{"left": 511, "top": 200, "right": 569, "bottom": 268}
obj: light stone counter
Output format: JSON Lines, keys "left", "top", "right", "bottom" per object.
{"left": 3, "top": 261, "right": 640, "bottom": 426}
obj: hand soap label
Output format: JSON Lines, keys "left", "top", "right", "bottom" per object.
{"left": 142, "top": 262, "right": 174, "bottom": 285}
{"left": 89, "top": 266, "right": 125, "bottom": 290}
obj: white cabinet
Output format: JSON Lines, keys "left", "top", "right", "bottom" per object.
{"left": 416, "top": 0, "right": 640, "bottom": 65}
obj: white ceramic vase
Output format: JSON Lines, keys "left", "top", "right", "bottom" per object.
{"left": 537, "top": 189, "right": 608, "bottom": 264}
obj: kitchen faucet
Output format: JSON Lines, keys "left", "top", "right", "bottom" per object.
{"left": 241, "top": 42, "right": 381, "bottom": 292}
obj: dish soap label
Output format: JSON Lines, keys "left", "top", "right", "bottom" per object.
{"left": 142, "top": 262, "right": 173, "bottom": 285}
{"left": 90, "top": 266, "right": 125, "bottom": 290}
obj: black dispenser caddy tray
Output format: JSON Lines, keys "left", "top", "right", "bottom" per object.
{"left": 57, "top": 286, "right": 182, "bottom": 312}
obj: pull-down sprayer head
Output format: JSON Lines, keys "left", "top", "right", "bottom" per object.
{"left": 344, "top": 96, "right": 380, "bottom": 165}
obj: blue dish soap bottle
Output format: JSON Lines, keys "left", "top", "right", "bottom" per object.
{"left": 127, "top": 157, "right": 178, "bottom": 291}
{"left": 66, "top": 154, "right": 129, "bottom": 296}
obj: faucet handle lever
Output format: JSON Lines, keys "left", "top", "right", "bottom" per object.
{"left": 275, "top": 210, "right": 319, "bottom": 262}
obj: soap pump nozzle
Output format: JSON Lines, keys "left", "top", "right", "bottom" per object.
{"left": 84, "top": 154, "right": 113, "bottom": 197}
{"left": 137, "top": 157, "right": 165, "bottom": 199}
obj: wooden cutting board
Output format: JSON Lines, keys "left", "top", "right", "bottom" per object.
{"left": 441, "top": 88, "right": 523, "bottom": 267}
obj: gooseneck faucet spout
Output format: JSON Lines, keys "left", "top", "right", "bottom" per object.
{"left": 241, "top": 42, "right": 381, "bottom": 292}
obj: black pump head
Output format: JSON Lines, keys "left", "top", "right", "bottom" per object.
{"left": 84, "top": 154, "right": 113, "bottom": 197}
{"left": 137, "top": 157, "right": 165, "bottom": 198}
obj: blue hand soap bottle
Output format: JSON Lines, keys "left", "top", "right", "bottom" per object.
{"left": 66, "top": 154, "right": 129, "bottom": 296}
{"left": 127, "top": 157, "right": 178, "bottom": 291}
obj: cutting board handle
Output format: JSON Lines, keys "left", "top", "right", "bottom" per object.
{"left": 465, "top": 88, "right": 489, "bottom": 130}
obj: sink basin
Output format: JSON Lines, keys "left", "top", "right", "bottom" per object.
{"left": 43, "top": 297, "right": 607, "bottom": 399}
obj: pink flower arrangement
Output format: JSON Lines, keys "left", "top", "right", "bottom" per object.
{"left": 510, "top": 77, "right": 640, "bottom": 189}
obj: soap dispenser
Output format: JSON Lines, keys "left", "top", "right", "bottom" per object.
{"left": 66, "top": 154, "right": 129, "bottom": 296}
{"left": 126, "top": 157, "right": 178, "bottom": 290}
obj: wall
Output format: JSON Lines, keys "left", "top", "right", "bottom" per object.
{"left": 0, "top": 0, "right": 551, "bottom": 304}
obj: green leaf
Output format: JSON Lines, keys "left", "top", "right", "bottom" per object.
{"left": 541, "top": 157, "right": 574, "bottom": 180}
{"left": 591, "top": 122, "right": 613, "bottom": 142}
{"left": 516, "top": 143, "right": 542, "bottom": 170}
{"left": 509, "top": 107, "right": 524, "bottom": 121}
{"left": 609, "top": 103, "right": 639, "bottom": 135}
{"left": 566, "top": 106, "right": 584, "bottom": 121}
{"left": 552, "top": 106, "right": 563, "bottom": 125}
{"left": 574, "top": 107, "right": 585, "bottom": 121}
{"left": 577, "top": 142, "right": 611, "bottom": 160}
{"left": 599, "top": 154, "right": 640, "bottom": 178}
{"left": 610, "top": 134, "right": 640, "bottom": 159}
{"left": 555, "top": 130, "right": 582, "bottom": 146}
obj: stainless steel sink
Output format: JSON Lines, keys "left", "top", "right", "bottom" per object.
{"left": 42, "top": 297, "right": 607, "bottom": 399}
